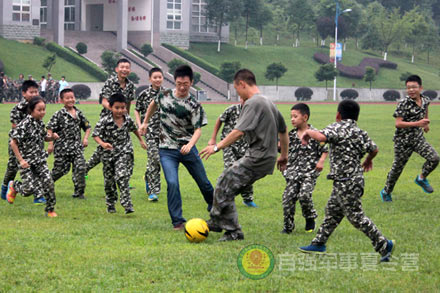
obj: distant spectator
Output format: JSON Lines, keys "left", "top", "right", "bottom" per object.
{"left": 58, "top": 76, "right": 69, "bottom": 94}
{"left": 39, "top": 75, "right": 47, "bottom": 100}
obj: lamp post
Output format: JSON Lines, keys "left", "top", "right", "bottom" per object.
{"left": 333, "top": 1, "right": 351, "bottom": 101}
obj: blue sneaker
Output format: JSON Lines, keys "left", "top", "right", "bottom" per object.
{"left": 380, "top": 188, "right": 392, "bottom": 202}
{"left": 1, "top": 184, "right": 7, "bottom": 200}
{"left": 380, "top": 240, "right": 396, "bottom": 262}
{"left": 148, "top": 194, "right": 158, "bottom": 202}
{"left": 298, "top": 244, "right": 326, "bottom": 254}
{"left": 33, "top": 197, "right": 46, "bottom": 205}
{"left": 243, "top": 200, "right": 258, "bottom": 208}
{"left": 415, "top": 176, "right": 434, "bottom": 193}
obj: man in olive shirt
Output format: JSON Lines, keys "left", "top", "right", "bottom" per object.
{"left": 200, "top": 69, "right": 289, "bottom": 241}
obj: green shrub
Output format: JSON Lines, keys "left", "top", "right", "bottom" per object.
{"left": 128, "top": 72, "right": 139, "bottom": 84}
{"left": 33, "top": 37, "right": 46, "bottom": 46}
{"left": 162, "top": 43, "right": 220, "bottom": 77}
{"left": 72, "top": 84, "right": 91, "bottom": 100}
{"left": 76, "top": 42, "right": 87, "bottom": 55}
{"left": 46, "top": 42, "right": 107, "bottom": 81}
{"left": 140, "top": 43, "right": 153, "bottom": 57}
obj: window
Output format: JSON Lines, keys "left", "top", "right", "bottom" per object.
{"left": 64, "top": 0, "right": 75, "bottom": 30}
{"left": 40, "top": 0, "right": 47, "bottom": 29}
{"left": 191, "top": 0, "right": 217, "bottom": 33}
{"left": 167, "top": 0, "right": 182, "bottom": 30}
{"left": 12, "top": 0, "right": 31, "bottom": 22}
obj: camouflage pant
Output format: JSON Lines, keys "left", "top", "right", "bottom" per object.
{"left": 13, "top": 163, "right": 56, "bottom": 212}
{"left": 103, "top": 153, "right": 134, "bottom": 209}
{"left": 86, "top": 147, "right": 102, "bottom": 174}
{"left": 223, "top": 146, "right": 253, "bottom": 202}
{"left": 3, "top": 145, "right": 41, "bottom": 200}
{"left": 384, "top": 138, "right": 439, "bottom": 194}
{"left": 282, "top": 176, "right": 318, "bottom": 231}
{"left": 144, "top": 135, "right": 161, "bottom": 195}
{"left": 52, "top": 152, "right": 87, "bottom": 197}
{"left": 210, "top": 159, "right": 266, "bottom": 233}
{"left": 312, "top": 178, "right": 388, "bottom": 255}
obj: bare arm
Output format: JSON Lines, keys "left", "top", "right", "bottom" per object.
{"left": 93, "top": 136, "right": 113, "bottom": 150}
{"left": 362, "top": 147, "right": 379, "bottom": 172}
{"left": 301, "top": 129, "right": 327, "bottom": 145}
{"left": 200, "top": 129, "right": 244, "bottom": 160}
{"left": 82, "top": 128, "right": 91, "bottom": 147}
{"left": 134, "top": 129, "right": 147, "bottom": 150}
{"left": 395, "top": 116, "right": 429, "bottom": 129}
{"left": 10, "top": 139, "right": 29, "bottom": 169}
{"left": 315, "top": 151, "right": 328, "bottom": 171}
{"left": 208, "top": 118, "right": 223, "bottom": 146}
{"left": 277, "top": 131, "right": 289, "bottom": 171}
{"left": 139, "top": 100, "right": 158, "bottom": 135}
{"left": 134, "top": 110, "right": 142, "bottom": 128}
{"left": 101, "top": 97, "right": 111, "bottom": 111}
{"left": 181, "top": 128, "right": 202, "bottom": 155}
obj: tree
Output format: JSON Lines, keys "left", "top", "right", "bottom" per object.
{"left": 316, "top": 17, "right": 333, "bottom": 46}
{"left": 403, "top": 7, "right": 429, "bottom": 63}
{"left": 193, "top": 72, "right": 201, "bottom": 86}
{"left": 219, "top": 61, "right": 241, "bottom": 99}
{"left": 250, "top": 3, "right": 273, "bottom": 46}
{"left": 421, "top": 24, "right": 440, "bottom": 64}
{"left": 140, "top": 43, "right": 153, "bottom": 58}
{"left": 128, "top": 72, "right": 139, "bottom": 84}
{"left": 315, "top": 63, "right": 337, "bottom": 89}
{"left": 364, "top": 66, "right": 375, "bottom": 90}
{"left": 167, "top": 59, "right": 187, "bottom": 75}
{"left": 286, "top": 0, "right": 315, "bottom": 47}
{"left": 43, "top": 54, "right": 56, "bottom": 72}
{"left": 241, "top": 0, "right": 263, "bottom": 49}
{"left": 101, "top": 50, "right": 120, "bottom": 75}
{"left": 271, "top": 6, "right": 289, "bottom": 46}
{"left": 265, "top": 62, "right": 287, "bottom": 90}
{"left": 399, "top": 72, "right": 413, "bottom": 82}
{"left": 76, "top": 42, "right": 87, "bottom": 55}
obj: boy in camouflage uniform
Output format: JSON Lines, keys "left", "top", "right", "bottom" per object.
{"left": 298, "top": 100, "right": 395, "bottom": 262}
{"left": 1, "top": 80, "right": 46, "bottom": 204}
{"left": 380, "top": 75, "right": 439, "bottom": 201}
{"left": 135, "top": 67, "right": 164, "bottom": 201}
{"left": 281, "top": 103, "right": 328, "bottom": 234}
{"left": 7, "top": 97, "right": 59, "bottom": 217}
{"left": 47, "top": 89, "right": 91, "bottom": 199}
{"left": 208, "top": 102, "right": 258, "bottom": 208}
{"left": 140, "top": 65, "right": 214, "bottom": 230}
{"left": 93, "top": 93, "right": 146, "bottom": 214}
{"left": 86, "top": 58, "right": 136, "bottom": 174}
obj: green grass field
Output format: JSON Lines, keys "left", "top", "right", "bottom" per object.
{"left": 188, "top": 42, "right": 440, "bottom": 90}
{"left": 0, "top": 102, "right": 439, "bottom": 291}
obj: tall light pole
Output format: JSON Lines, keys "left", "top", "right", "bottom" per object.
{"left": 333, "top": 1, "right": 351, "bottom": 101}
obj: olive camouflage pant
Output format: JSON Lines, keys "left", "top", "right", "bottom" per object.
{"left": 86, "top": 147, "right": 102, "bottom": 174}
{"left": 52, "top": 152, "right": 87, "bottom": 197}
{"left": 103, "top": 153, "right": 134, "bottom": 210}
{"left": 144, "top": 135, "right": 161, "bottom": 195}
{"left": 223, "top": 145, "right": 253, "bottom": 202}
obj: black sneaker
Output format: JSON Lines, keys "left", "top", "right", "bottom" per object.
{"left": 72, "top": 194, "right": 86, "bottom": 199}
{"left": 305, "top": 219, "right": 315, "bottom": 233}
{"left": 218, "top": 231, "right": 244, "bottom": 242}
{"left": 206, "top": 219, "right": 222, "bottom": 232}
{"left": 107, "top": 206, "right": 116, "bottom": 213}
{"left": 280, "top": 228, "right": 292, "bottom": 234}
{"left": 125, "top": 207, "right": 135, "bottom": 214}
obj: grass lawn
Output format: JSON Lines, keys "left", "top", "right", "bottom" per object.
{"left": 188, "top": 43, "right": 440, "bottom": 90}
{"left": 0, "top": 38, "right": 101, "bottom": 82}
{"left": 0, "top": 102, "right": 439, "bottom": 291}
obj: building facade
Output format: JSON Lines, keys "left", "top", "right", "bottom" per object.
{"left": 0, "top": 0, "right": 229, "bottom": 49}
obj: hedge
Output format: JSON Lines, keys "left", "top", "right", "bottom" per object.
{"left": 162, "top": 43, "right": 220, "bottom": 77}
{"left": 46, "top": 42, "right": 107, "bottom": 81}
{"left": 383, "top": 90, "right": 401, "bottom": 101}
{"left": 340, "top": 89, "right": 359, "bottom": 100}
{"left": 71, "top": 84, "right": 91, "bottom": 100}
{"left": 423, "top": 90, "right": 438, "bottom": 100}
{"left": 295, "top": 87, "right": 313, "bottom": 101}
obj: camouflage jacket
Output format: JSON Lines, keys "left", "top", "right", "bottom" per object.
{"left": 284, "top": 125, "right": 328, "bottom": 180}
{"left": 99, "top": 74, "right": 136, "bottom": 117}
{"left": 92, "top": 114, "right": 137, "bottom": 160}
{"left": 10, "top": 116, "right": 48, "bottom": 165}
{"left": 135, "top": 85, "right": 162, "bottom": 139}
{"left": 321, "top": 119, "right": 377, "bottom": 181}
{"left": 10, "top": 100, "right": 29, "bottom": 126}
{"left": 219, "top": 104, "right": 248, "bottom": 151}
{"left": 47, "top": 107, "right": 91, "bottom": 156}
{"left": 154, "top": 90, "right": 207, "bottom": 149}
{"left": 393, "top": 95, "right": 430, "bottom": 143}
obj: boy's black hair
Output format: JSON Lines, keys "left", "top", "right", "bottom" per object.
{"left": 27, "top": 96, "right": 45, "bottom": 114}
{"left": 60, "top": 88, "right": 74, "bottom": 99}
{"left": 22, "top": 80, "right": 39, "bottom": 93}
{"left": 174, "top": 64, "right": 193, "bottom": 82}
{"left": 291, "top": 103, "right": 310, "bottom": 120}
{"left": 405, "top": 75, "right": 422, "bottom": 86}
{"left": 149, "top": 67, "right": 163, "bottom": 77}
{"left": 109, "top": 93, "right": 126, "bottom": 107}
{"left": 116, "top": 58, "right": 131, "bottom": 66}
{"left": 338, "top": 100, "right": 360, "bottom": 121}
{"left": 234, "top": 69, "right": 257, "bottom": 86}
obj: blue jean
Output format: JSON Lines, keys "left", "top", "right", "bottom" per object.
{"left": 159, "top": 146, "right": 214, "bottom": 226}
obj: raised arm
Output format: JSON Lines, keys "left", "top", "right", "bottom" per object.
{"left": 208, "top": 118, "right": 223, "bottom": 146}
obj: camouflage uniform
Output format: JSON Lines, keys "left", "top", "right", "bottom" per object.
{"left": 46, "top": 79, "right": 57, "bottom": 104}
{"left": 219, "top": 104, "right": 253, "bottom": 202}
{"left": 282, "top": 125, "right": 328, "bottom": 232}
{"left": 311, "top": 119, "right": 389, "bottom": 256}
{"left": 92, "top": 113, "right": 137, "bottom": 211}
{"left": 86, "top": 74, "right": 136, "bottom": 173}
{"left": 9, "top": 116, "right": 56, "bottom": 212}
{"left": 136, "top": 85, "right": 162, "bottom": 195}
{"left": 47, "top": 107, "right": 91, "bottom": 197}
{"left": 384, "top": 95, "right": 439, "bottom": 194}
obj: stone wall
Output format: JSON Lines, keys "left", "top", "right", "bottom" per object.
{"left": 160, "top": 31, "right": 189, "bottom": 49}
{"left": 0, "top": 24, "right": 40, "bottom": 40}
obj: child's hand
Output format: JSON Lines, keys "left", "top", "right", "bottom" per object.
{"left": 424, "top": 125, "right": 430, "bottom": 133}
{"left": 180, "top": 144, "right": 192, "bottom": 155}
{"left": 315, "top": 161, "right": 324, "bottom": 172}
{"left": 418, "top": 118, "right": 430, "bottom": 128}
{"left": 301, "top": 131, "right": 311, "bottom": 145}
{"left": 139, "top": 124, "right": 147, "bottom": 136}
{"left": 362, "top": 159, "right": 373, "bottom": 172}
{"left": 19, "top": 159, "right": 30, "bottom": 169}
{"left": 82, "top": 138, "right": 88, "bottom": 148}
{"left": 47, "top": 144, "right": 54, "bottom": 155}
{"left": 102, "top": 142, "right": 113, "bottom": 150}
{"left": 277, "top": 155, "right": 288, "bottom": 172}
{"left": 140, "top": 141, "right": 147, "bottom": 150}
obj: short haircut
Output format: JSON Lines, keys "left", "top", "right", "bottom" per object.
{"left": 41, "top": 75, "right": 45, "bottom": 79}
{"left": 338, "top": 100, "right": 360, "bottom": 121}
{"left": 234, "top": 69, "right": 256, "bottom": 86}
{"left": 22, "top": 80, "right": 39, "bottom": 93}
{"left": 61, "top": 76, "right": 65, "bottom": 79}
{"left": 291, "top": 103, "right": 310, "bottom": 120}
{"left": 60, "top": 88, "right": 74, "bottom": 99}
{"left": 406, "top": 75, "right": 422, "bottom": 86}
{"left": 149, "top": 67, "right": 163, "bottom": 77}
{"left": 27, "top": 96, "right": 45, "bottom": 114}
{"left": 109, "top": 93, "right": 126, "bottom": 107}
{"left": 116, "top": 58, "right": 131, "bottom": 66}
{"left": 174, "top": 64, "right": 193, "bottom": 81}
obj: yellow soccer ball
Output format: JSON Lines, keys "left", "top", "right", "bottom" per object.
{"left": 184, "top": 218, "right": 209, "bottom": 243}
